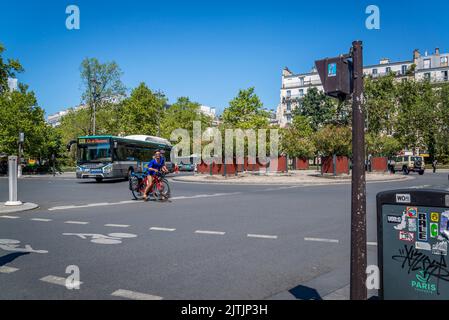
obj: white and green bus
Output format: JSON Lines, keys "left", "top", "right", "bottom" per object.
{"left": 75, "top": 135, "right": 173, "bottom": 182}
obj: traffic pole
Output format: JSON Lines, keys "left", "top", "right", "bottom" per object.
{"left": 350, "top": 40, "right": 367, "bottom": 300}
{"left": 5, "top": 156, "right": 23, "bottom": 206}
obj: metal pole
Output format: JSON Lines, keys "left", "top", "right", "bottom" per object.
{"left": 350, "top": 40, "right": 367, "bottom": 300}
{"left": 17, "top": 143, "right": 23, "bottom": 178}
{"left": 5, "top": 156, "right": 22, "bottom": 206}
{"left": 93, "top": 100, "right": 96, "bottom": 136}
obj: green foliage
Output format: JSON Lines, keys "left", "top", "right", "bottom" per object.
{"left": 120, "top": 83, "right": 167, "bottom": 136}
{"left": 280, "top": 116, "right": 316, "bottom": 158}
{"left": 0, "top": 43, "right": 24, "bottom": 94}
{"left": 366, "top": 133, "right": 401, "bottom": 157}
{"left": 222, "top": 87, "right": 269, "bottom": 129}
{"left": 294, "top": 87, "right": 336, "bottom": 131}
{"left": 313, "top": 125, "right": 352, "bottom": 157}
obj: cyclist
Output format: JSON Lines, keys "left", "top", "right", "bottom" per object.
{"left": 143, "top": 150, "right": 168, "bottom": 201}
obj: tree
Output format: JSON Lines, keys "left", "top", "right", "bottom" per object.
{"left": 0, "top": 43, "right": 23, "bottom": 94}
{"left": 281, "top": 115, "right": 316, "bottom": 159}
{"left": 313, "top": 125, "right": 352, "bottom": 157}
{"left": 366, "top": 133, "right": 401, "bottom": 157}
{"left": 294, "top": 87, "right": 336, "bottom": 131}
{"left": 80, "top": 58, "right": 126, "bottom": 134}
{"left": 222, "top": 87, "right": 269, "bottom": 129}
{"left": 120, "top": 83, "right": 167, "bottom": 136}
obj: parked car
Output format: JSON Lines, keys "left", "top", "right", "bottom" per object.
{"left": 178, "top": 162, "right": 195, "bottom": 172}
{"left": 388, "top": 155, "right": 425, "bottom": 175}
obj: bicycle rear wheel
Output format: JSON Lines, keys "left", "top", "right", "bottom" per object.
{"left": 130, "top": 176, "right": 145, "bottom": 200}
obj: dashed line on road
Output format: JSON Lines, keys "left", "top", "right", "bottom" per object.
{"left": 0, "top": 216, "right": 20, "bottom": 219}
{"left": 111, "top": 289, "right": 163, "bottom": 300}
{"left": 0, "top": 266, "right": 19, "bottom": 274}
{"left": 105, "top": 224, "right": 130, "bottom": 228}
{"left": 40, "top": 275, "right": 82, "bottom": 287}
{"left": 195, "top": 230, "right": 226, "bottom": 235}
{"left": 31, "top": 218, "right": 53, "bottom": 222}
{"left": 304, "top": 237, "right": 340, "bottom": 244}
{"left": 48, "top": 192, "right": 242, "bottom": 211}
{"left": 367, "top": 242, "right": 378, "bottom": 246}
{"left": 247, "top": 234, "right": 278, "bottom": 240}
{"left": 150, "top": 227, "right": 176, "bottom": 232}
{"left": 64, "top": 221, "right": 89, "bottom": 225}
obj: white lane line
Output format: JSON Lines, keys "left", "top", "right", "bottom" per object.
{"left": 150, "top": 227, "right": 176, "bottom": 232}
{"left": 304, "top": 237, "right": 340, "bottom": 244}
{"left": 195, "top": 230, "right": 226, "bottom": 235}
{"left": 40, "top": 275, "right": 82, "bottom": 287}
{"left": 367, "top": 242, "right": 378, "bottom": 246}
{"left": 31, "top": 218, "right": 53, "bottom": 222}
{"left": 247, "top": 234, "right": 278, "bottom": 240}
{"left": 0, "top": 216, "right": 20, "bottom": 219}
{"left": 48, "top": 193, "right": 242, "bottom": 211}
{"left": 105, "top": 224, "right": 130, "bottom": 228}
{"left": 64, "top": 221, "right": 89, "bottom": 225}
{"left": 111, "top": 289, "right": 163, "bottom": 300}
{"left": 0, "top": 266, "right": 19, "bottom": 273}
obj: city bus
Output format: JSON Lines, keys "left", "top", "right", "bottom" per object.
{"left": 75, "top": 135, "right": 172, "bottom": 182}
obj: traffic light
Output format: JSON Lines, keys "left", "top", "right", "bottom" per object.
{"left": 315, "top": 56, "right": 353, "bottom": 101}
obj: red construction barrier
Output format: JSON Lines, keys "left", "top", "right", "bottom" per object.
{"left": 371, "top": 157, "right": 388, "bottom": 172}
{"left": 322, "top": 156, "right": 349, "bottom": 175}
{"left": 295, "top": 158, "right": 309, "bottom": 170}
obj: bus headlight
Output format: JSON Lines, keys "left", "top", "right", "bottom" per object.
{"left": 76, "top": 166, "right": 85, "bottom": 172}
{"left": 103, "top": 164, "right": 113, "bottom": 174}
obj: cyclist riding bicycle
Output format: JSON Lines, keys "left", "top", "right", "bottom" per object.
{"left": 143, "top": 150, "right": 169, "bottom": 201}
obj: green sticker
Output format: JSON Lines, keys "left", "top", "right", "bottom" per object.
{"left": 430, "top": 223, "right": 439, "bottom": 238}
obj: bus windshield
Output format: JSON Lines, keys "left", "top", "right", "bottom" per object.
{"left": 78, "top": 143, "right": 112, "bottom": 163}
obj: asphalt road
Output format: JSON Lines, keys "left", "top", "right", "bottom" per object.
{"left": 0, "top": 172, "right": 448, "bottom": 300}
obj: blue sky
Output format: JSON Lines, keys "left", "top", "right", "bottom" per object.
{"left": 2, "top": 0, "right": 449, "bottom": 116}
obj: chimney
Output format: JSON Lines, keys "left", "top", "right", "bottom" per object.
{"left": 413, "top": 49, "right": 420, "bottom": 64}
{"left": 380, "top": 58, "right": 390, "bottom": 65}
{"left": 282, "top": 67, "right": 293, "bottom": 77}
{"left": 435, "top": 48, "right": 440, "bottom": 56}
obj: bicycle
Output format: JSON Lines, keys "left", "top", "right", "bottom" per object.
{"left": 129, "top": 171, "right": 171, "bottom": 201}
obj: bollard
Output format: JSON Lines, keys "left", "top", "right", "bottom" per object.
{"left": 5, "top": 156, "right": 23, "bottom": 206}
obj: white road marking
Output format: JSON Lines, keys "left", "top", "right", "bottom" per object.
{"left": 0, "top": 266, "right": 19, "bottom": 273}
{"left": 367, "top": 242, "right": 378, "bottom": 246}
{"left": 304, "top": 237, "right": 340, "bottom": 244}
{"left": 111, "top": 289, "right": 163, "bottom": 300}
{"left": 31, "top": 218, "right": 52, "bottom": 222}
{"left": 64, "top": 221, "right": 89, "bottom": 225}
{"left": 150, "top": 227, "right": 176, "bottom": 232}
{"left": 247, "top": 234, "right": 278, "bottom": 240}
{"left": 48, "top": 193, "right": 242, "bottom": 211}
{"left": 40, "top": 275, "right": 82, "bottom": 287}
{"left": 195, "top": 230, "right": 226, "bottom": 235}
{"left": 0, "top": 216, "right": 20, "bottom": 219}
{"left": 105, "top": 224, "right": 130, "bottom": 228}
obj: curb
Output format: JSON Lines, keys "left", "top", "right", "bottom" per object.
{"left": 0, "top": 202, "right": 39, "bottom": 214}
{"left": 172, "top": 175, "right": 414, "bottom": 186}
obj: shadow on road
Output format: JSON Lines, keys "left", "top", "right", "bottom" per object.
{"left": 289, "top": 285, "right": 323, "bottom": 300}
{"left": 77, "top": 179, "right": 127, "bottom": 185}
{"left": 0, "top": 252, "right": 30, "bottom": 266}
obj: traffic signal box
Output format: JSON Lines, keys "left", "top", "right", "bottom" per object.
{"left": 377, "top": 189, "right": 449, "bottom": 300}
{"left": 315, "top": 56, "right": 353, "bottom": 101}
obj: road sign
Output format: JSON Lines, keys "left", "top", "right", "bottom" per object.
{"left": 377, "top": 189, "right": 449, "bottom": 299}
{"left": 315, "top": 56, "right": 353, "bottom": 101}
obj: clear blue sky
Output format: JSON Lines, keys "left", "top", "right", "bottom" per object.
{"left": 2, "top": 0, "right": 449, "bottom": 116}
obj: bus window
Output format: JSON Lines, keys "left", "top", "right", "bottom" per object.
{"left": 78, "top": 143, "right": 112, "bottom": 163}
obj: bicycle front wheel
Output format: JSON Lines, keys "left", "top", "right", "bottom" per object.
{"left": 152, "top": 179, "right": 171, "bottom": 200}
{"left": 130, "top": 176, "right": 145, "bottom": 200}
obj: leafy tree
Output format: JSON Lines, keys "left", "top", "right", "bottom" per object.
{"left": 120, "top": 83, "right": 167, "bottom": 136}
{"left": 281, "top": 115, "right": 316, "bottom": 159}
{"left": 0, "top": 43, "right": 23, "bottom": 94}
{"left": 313, "top": 125, "right": 352, "bottom": 157}
{"left": 366, "top": 133, "right": 401, "bottom": 157}
{"left": 222, "top": 87, "right": 269, "bottom": 129}
{"left": 80, "top": 58, "right": 126, "bottom": 134}
{"left": 294, "top": 87, "right": 336, "bottom": 131}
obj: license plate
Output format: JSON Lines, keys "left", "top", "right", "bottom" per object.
{"left": 90, "top": 169, "right": 102, "bottom": 174}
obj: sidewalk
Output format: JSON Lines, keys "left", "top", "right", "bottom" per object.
{"left": 173, "top": 170, "right": 413, "bottom": 185}
{"left": 0, "top": 172, "right": 76, "bottom": 179}
{"left": 0, "top": 202, "right": 39, "bottom": 214}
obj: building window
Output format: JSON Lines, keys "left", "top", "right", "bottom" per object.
{"left": 441, "top": 56, "right": 449, "bottom": 67}
{"left": 423, "top": 59, "right": 431, "bottom": 69}
{"left": 286, "top": 90, "right": 291, "bottom": 97}
{"left": 299, "top": 89, "right": 304, "bottom": 97}
{"left": 401, "top": 65, "right": 408, "bottom": 75}
{"left": 286, "top": 101, "right": 291, "bottom": 111}
{"left": 286, "top": 114, "right": 292, "bottom": 123}
{"left": 372, "top": 68, "right": 378, "bottom": 75}
{"left": 443, "top": 71, "right": 448, "bottom": 81}
{"left": 300, "top": 78, "right": 304, "bottom": 86}
{"left": 424, "top": 73, "right": 431, "bottom": 81}
{"left": 386, "top": 67, "right": 391, "bottom": 74}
